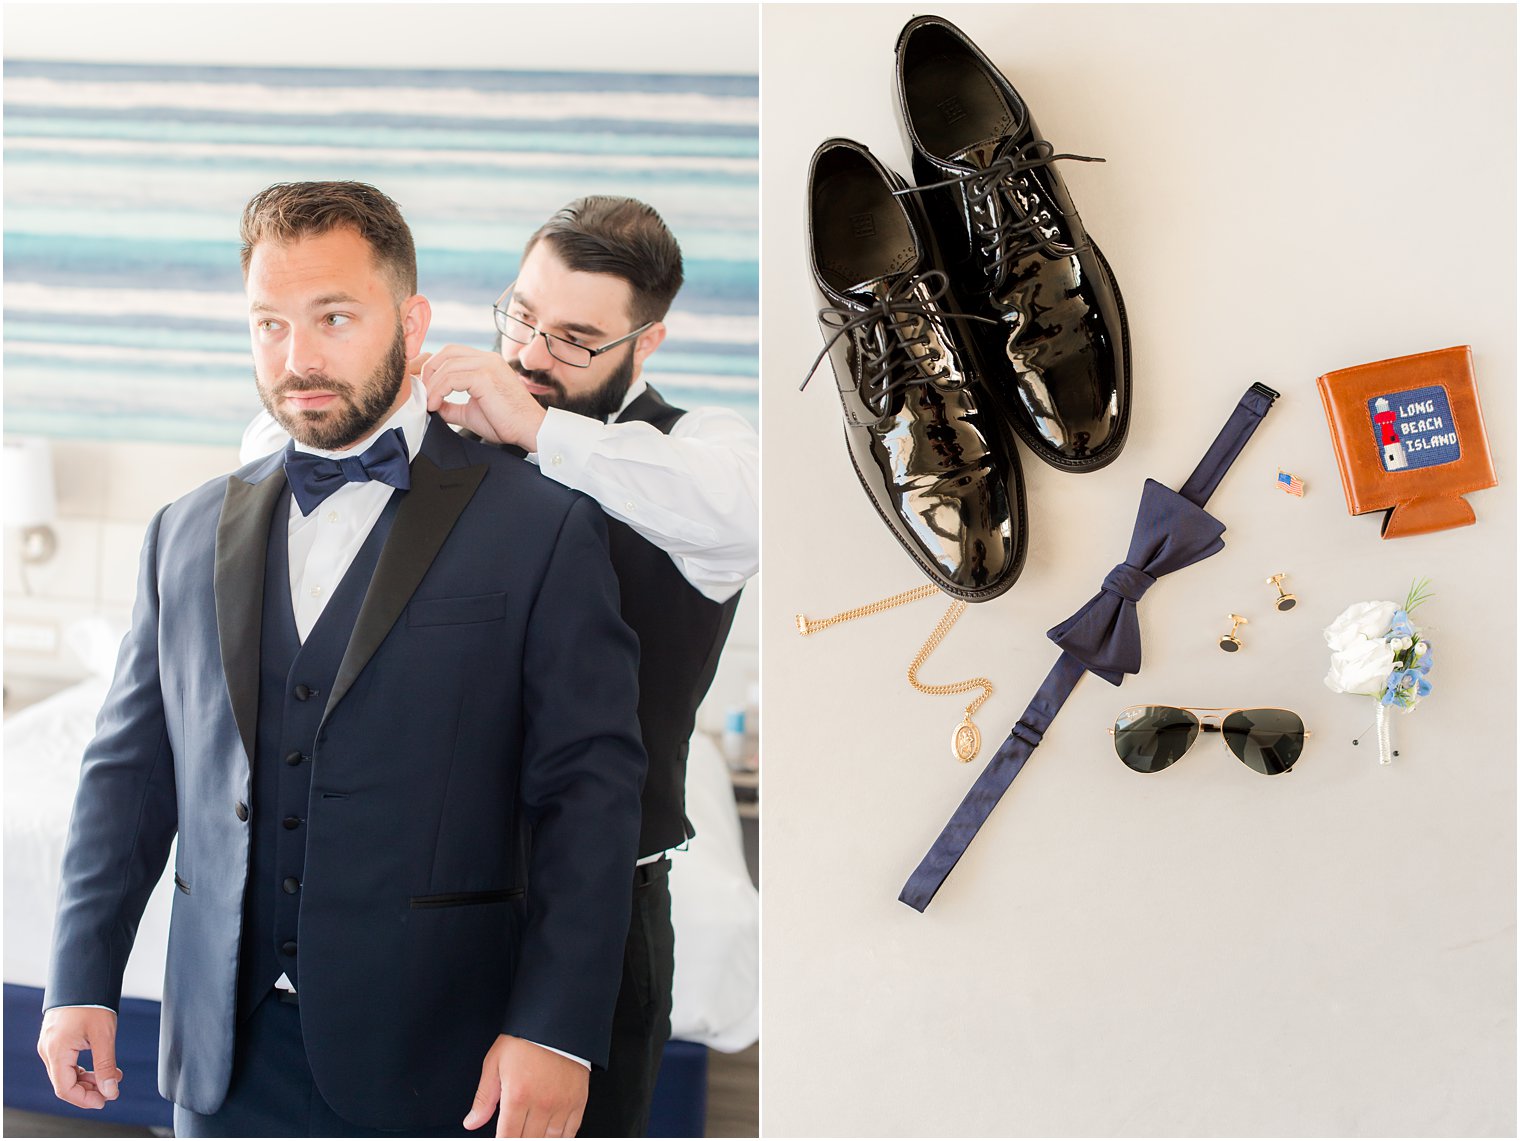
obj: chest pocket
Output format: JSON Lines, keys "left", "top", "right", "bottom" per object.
{"left": 407, "top": 592, "right": 507, "bottom": 627}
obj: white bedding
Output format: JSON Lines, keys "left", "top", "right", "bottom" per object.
{"left": 3, "top": 629, "right": 758, "bottom": 1052}
{"left": 3, "top": 673, "right": 180, "bottom": 1002}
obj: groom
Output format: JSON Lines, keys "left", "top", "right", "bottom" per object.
{"left": 37, "top": 181, "right": 646, "bottom": 1137}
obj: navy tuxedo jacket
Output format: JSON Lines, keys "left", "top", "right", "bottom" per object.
{"left": 44, "top": 417, "right": 646, "bottom": 1129}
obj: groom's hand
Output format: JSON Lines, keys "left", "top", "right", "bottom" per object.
{"left": 37, "top": 1006, "right": 122, "bottom": 1110}
{"left": 463, "top": 1034, "right": 587, "bottom": 1138}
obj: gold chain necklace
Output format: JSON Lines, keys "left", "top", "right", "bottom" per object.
{"left": 796, "top": 585, "right": 994, "bottom": 763}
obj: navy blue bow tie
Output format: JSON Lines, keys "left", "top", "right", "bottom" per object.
{"left": 900, "top": 384, "right": 1279, "bottom": 912}
{"left": 283, "top": 427, "right": 411, "bottom": 516}
{"left": 1044, "top": 478, "right": 1228, "bottom": 684}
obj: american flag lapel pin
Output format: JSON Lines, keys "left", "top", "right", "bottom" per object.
{"left": 1276, "top": 469, "right": 1305, "bottom": 497}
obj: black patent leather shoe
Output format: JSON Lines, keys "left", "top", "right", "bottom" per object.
{"left": 805, "top": 138, "right": 1026, "bottom": 602}
{"left": 895, "top": 14, "right": 1131, "bottom": 472}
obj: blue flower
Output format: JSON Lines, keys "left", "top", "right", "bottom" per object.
{"left": 1388, "top": 609, "right": 1415, "bottom": 640}
{"left": 1382, "top": 666, "right": 1431, "bottom": 706}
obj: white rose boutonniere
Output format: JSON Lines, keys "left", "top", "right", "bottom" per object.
{"left": 1323, "top": 578, "right": 1434, "bottom": 764}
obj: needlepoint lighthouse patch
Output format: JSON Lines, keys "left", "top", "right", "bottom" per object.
{"left": 1368, "top": 385, "right": 1460, "bottom": 473}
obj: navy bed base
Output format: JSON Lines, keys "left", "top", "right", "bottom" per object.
{"left": 5, "top": 984, "right": 707, "bottom": 1136}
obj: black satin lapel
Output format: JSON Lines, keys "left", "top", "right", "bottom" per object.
{"left": 322, "top": 453, "right": 487, "bottom": 719}
{"left": 215, "top": 471, "right": 288, "bottom": 765}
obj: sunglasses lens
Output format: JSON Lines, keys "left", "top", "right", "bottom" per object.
{"left": 1222, "top": 709, "right": 1305, "bottom": 775}
{"left": 1113, "top": 706, "right": 1199, "bottom": 773}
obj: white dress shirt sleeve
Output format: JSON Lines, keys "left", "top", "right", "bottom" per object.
{"left": 537, "top": 1044, "right": 591, "bottom": 1069}
{"left": 531, "top": 405, "right": 759, "bottom": 604}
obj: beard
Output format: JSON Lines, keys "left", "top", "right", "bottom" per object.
{"left": 258, "top": 323, "right": 408, "bottom": 450}
{"left": 496, "top": 332, "right": 635, "bottom": 422}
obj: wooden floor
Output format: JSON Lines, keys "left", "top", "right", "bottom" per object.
{"left": 703, "top": 1041, "right": 759, "bottom": 1138}
{"left": 3, "top": 1044, "right": 757, "bottom": 1138}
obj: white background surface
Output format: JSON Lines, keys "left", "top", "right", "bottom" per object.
{"left": 760, "top": 4, "right": 1515, "bottom": 1136}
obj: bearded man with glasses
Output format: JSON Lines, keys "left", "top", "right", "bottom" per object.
{"left": 489, "top": 281, "right": 655, "bottom": 419}
{"left": 242, "top": 195, "right": 759, "bottom": 1136}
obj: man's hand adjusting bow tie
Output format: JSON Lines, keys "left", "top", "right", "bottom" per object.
{"left": 282, "top": 427, "right": 411, "bottom": 516}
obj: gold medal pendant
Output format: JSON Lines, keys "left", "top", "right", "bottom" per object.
{"left": 795, "top": 587, "right": 994, "bottom": 768}
{"left": 952, "top": 716, "right": 981, "bottom": 763}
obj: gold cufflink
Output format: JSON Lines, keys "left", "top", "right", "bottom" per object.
{"left": 1267, "top": 573, "right": 1297, "bottom": 612}
{"left": 1219, "top": 613, "right": 1247, "bottom": 652}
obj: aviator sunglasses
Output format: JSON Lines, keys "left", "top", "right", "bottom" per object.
{"left": 1108, "top": 705, "right": 1310, "bottom": 776}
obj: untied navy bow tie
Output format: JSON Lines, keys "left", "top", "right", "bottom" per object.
{"left": 900, "top": 384, "right": 1280, "bottom": 912}
{"left": 283, "top": 427, "right": 411, "bottom": 516}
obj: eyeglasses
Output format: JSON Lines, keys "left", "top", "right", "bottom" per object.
{"left": 492, "top": 283, "right": 653, "bottom": 369}
{"left": 1108, "top": 705, "right": 1310, "bottom": 776}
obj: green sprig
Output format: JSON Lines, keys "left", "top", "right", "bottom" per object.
{"left": 1404, "top": 576, "right": 1434, "bottom": 613}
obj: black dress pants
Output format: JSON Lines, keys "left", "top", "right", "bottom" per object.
{"left": 173, "top": 990, "right": 488, "bottom": 1137}
{"left": 578, "top": 859, "right": 675, "bottom": 1138}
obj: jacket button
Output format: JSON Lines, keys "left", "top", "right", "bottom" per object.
{"left": 235, "top": 801, "right": 249, "bottom": 822}
{"left": 280, "top": 940, "right": 298, "bottom": 956}
{"left": 284, "top": 751, "right": 304, "bottom": 767}
{"left": 282, "top": 877, "right": 300, "bottom": 894}
{"left": 282, "top": 816, "right": 302, "bottom": 830}
{"left": 293, "top": 684, "right": 312, "bottom": 701}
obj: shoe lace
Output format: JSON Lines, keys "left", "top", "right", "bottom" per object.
{"left": 895, "top": 139, "right": 1104, "bottom": 285}
{"left": 799, "top": 269, "right": 995, "bottom": 417}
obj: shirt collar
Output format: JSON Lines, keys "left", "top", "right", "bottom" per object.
{"left": 291, "top": 377, "right": 428, "bottom": 463}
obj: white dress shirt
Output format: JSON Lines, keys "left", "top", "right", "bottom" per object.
{"left": 529, "top": 379, "right": 759, "bottom": 604}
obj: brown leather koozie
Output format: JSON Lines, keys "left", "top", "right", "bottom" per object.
{"left": 1317, "top": 346, "right": 1496, "bottom": 538}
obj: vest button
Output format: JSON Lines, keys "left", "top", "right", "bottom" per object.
{"left": 234, "top": 801, "right": 249, "bottom": 822}
{"left": 293, "top": 684, "right": 312, "bottom": 701}
{"left": 280, "top": 940, "right": 298, "bottom": 956}
{"left": 282, "top": 877, "right": 300, "bottom": 894}
{"left": 284, "top": 751, "right": 304, "bottom": 767}
{"left": 282, "top": 816, "right": 302, "bottom": 830}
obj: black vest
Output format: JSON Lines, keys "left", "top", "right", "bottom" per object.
{"left": 237, "top": 488, "right": 400, "bottom": 1018}
{"left": 608, "top": 387, "right": 742, "bottom": 856}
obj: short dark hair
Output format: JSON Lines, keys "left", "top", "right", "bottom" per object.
{"left": 522, "top": 196, "right": 684, "bottom": 326}
{"left": 240, "top": 181, "right": 417, "bottom": 299}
